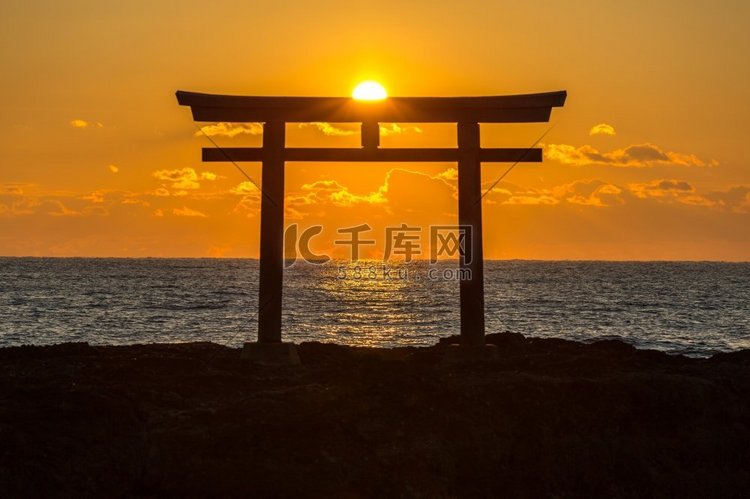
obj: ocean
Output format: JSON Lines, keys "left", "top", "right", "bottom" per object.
{"left": 0, "top": 258, "right": 748, "bottom": 357}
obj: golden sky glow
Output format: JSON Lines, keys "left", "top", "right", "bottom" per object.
{"left": 1, "top": 1, "right": 749, "bottom": 260}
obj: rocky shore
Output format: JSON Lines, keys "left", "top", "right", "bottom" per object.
{"left": 1, "top": 333, "right": 749, "bottom": 497}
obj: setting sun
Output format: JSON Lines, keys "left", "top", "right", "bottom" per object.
{"left": 352, "top": 81, "right": 387, "bottom": 101}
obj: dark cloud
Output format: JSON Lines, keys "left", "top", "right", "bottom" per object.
{"left": 546, "top": 142, "right": 716, "bottom": 168}
{"left": 620, "top": 144, "right": 670, "bottom": 163}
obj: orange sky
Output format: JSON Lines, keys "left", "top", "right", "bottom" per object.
{"left": 1, "top": 0, "right": 749, "bottom": 260}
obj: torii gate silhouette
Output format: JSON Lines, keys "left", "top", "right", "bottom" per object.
{"left": 177, "top": 89, "right": 566, "bottom": 362}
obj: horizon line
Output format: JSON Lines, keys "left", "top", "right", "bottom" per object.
{"left": 1, "top": 255, "right": 748, "bottom": 264}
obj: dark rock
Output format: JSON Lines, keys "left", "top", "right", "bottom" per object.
{"left": 0, "top": 338, "right": 748, "bottom": 497}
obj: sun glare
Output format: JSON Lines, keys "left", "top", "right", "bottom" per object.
{"left": 352, "top": 81, "right": 387, "bottom": 101}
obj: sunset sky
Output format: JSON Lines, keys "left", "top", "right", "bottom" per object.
{"left": 1, "top": 0, "right": 748, "bottom": 260}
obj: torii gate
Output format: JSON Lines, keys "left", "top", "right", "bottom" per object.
{"left": 177, "top": 89, "right": 566, "bottom": 362}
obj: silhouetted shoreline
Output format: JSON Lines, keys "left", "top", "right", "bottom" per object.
{"left": 1, "top": 333, "right": 749, "bottom": 497}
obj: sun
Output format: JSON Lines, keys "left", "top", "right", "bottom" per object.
{"left": 352, "top": 81, "right": 387, "bottom": 101}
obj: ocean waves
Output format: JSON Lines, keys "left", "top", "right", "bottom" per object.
{"left": 0, "top": 258, "right": 748, "bottom": 356}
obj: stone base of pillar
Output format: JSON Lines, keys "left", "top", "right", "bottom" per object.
{"left": 443, "top": 343, "right": 499, "bottom": 363}
{"left": 241, "top": 342, "right": 301, "bottom": 366}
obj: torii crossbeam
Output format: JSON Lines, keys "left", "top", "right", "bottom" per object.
{"left": 177, "top": 89, "right": 566, "bottom": 357}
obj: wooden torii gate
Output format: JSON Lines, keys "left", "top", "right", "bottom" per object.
{"left": 177, "top": 89, "right": 566, "bottom": 362}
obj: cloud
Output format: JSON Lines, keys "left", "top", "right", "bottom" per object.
{"left": 82, "top": 191, "right": 106, "bottom": 203}
{"left": 504, "top": 193, "right": 559, "bottom": 205}
{"left": 664, "top": 151, "right": 717, "bottom": 168}
{"left": 436, "top": 168, "right": 457, "bottom": 182}
{"left": 228, "top": 181, "right": 262, "bottom": 217}
{"left": 589, "top": 123, "right": 616, "bottom": 136}
{"left": 69, "top": 119, "right": 103, "bottom": 129}
{"left": 297, "top": 122, "right": 358, "bottom": 136}
{"left": 231, "top": 195, "right": 260, "bottom": 218}
{"left": 299, "top": 179, "right": 387, "bottom": 207}
{"left": 545, "top": 142, "right": 717, "bottom": 168}
{"left": 552, "top": 180, "right": 625, "bottom": 207}
{"left": 544, "top": 144, "right": 605, "bottom": 165}
{"left": 107, "top": 164, "right": 119, "bottom": 174}
{"left": 300, "top": 179, "right": 346, "bottom": 193}
{"left": 482, "top": 181, "right": 559, "bottom": 206}
{"left": 483, "top": 179, "right": 628, "bottom": 208}
{"left": 378, "top": 123, "right": 422, "bottom": 135}
{"left": 295, "top": 169, "right": 455, "bottom": 212}
{"left": 3, "top": 197, "right": 82, "bottom": 217}
{"left": 627, "top": 179, "right": 714, "bottom": 206}
{"left": 0, "top": 186, "right": 139, "bottom": 218}
{"left": 48, "top": 202, "right": 80, "bottom": 217}
{"left": 196, "top": 122, "right": 263, "bottom": 138}
{"left": 152, "top": 167, "right": 217, "bottom": 190}
{"left": 499, "top": 178, "right": 714, "bottom": 208}
{"left": 277, "top": 168, "right": 458, "bottom": 221}
{"left": 704, "top": 186, "right": 750, "bottom": 213}
{"left": 629, "top": 179, "right": 694, "bottom": 198}
{"left": 121, "top": 198, "right": 150, "bottom": 207}
{"left": 230, "top": 181, "right": 260, "bottom": 195}
{"left": 620, "top": 144, "right": 670, "bottom": 162}
{"left": 0, "top": 183, "right": 27, "bottom": 195}
{"left": 297, "top": 122, "right": 422, "bottom": 137}
{"left": 153, "top": 168, "right": 199, "bottom": 189}
{"left": 0, "top": 186, "right": 46, "bottom": 217}
{"left": 173, "top": 206, "right": 207, "bottom": 218}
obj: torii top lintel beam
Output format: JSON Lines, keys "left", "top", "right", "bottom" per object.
{"left": 176, "top": 90, "right": 567, "bottom": 123}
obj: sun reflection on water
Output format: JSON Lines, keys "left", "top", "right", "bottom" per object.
{"left": 283, "top": 260, "right": 460, "bottom": 347}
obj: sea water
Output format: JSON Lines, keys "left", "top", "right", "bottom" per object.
{"left": 0, "top": 258, "right": 748, "bottom": 356}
